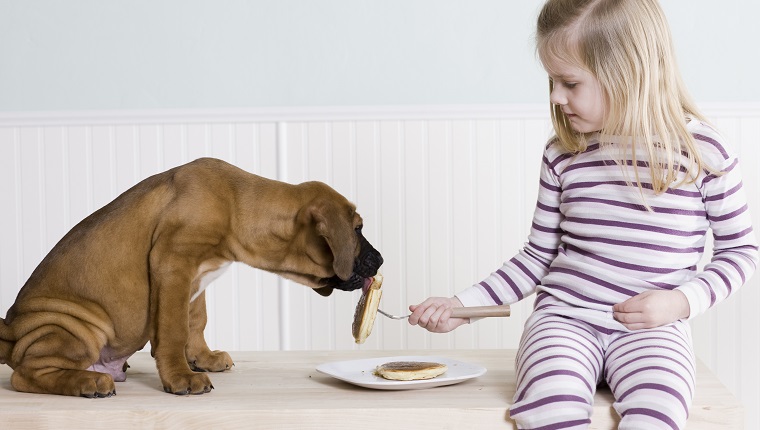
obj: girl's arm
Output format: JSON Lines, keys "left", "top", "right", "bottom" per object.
{"left": 615, "top": 134, "right": 759, "bottom": 329}
{"left": 677, "top": 153, "right": 759, "bottom": 319}
{"left": 456, "top": 145, "right": 564, "bottom": 308}
{"left": 409, "top": 146, "right": 564, "bottom": 333}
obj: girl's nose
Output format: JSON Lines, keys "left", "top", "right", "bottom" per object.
{"left": 550, "top": 87, "right": 567, "bottom": 106}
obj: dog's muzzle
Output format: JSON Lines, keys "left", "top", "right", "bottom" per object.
{"left": 327, "top": 232, "right": 383, "bottom": 292}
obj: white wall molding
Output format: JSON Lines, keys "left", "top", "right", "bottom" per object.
{"left": 2, "top": 102, "right": 759, "bottom": 128}
{"left": 0, "top": 105, "right": 550, "bottom": 127}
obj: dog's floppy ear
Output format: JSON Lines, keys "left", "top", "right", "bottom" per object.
{"left": 310, "top": 200, "right": 356, "bottom": 281}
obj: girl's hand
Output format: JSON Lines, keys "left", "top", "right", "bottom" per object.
{"left": 613, "top": 290, "right": 690, "bottom": 330}
{"left": 408, "top": 297, "right": 468, "bottom": 333}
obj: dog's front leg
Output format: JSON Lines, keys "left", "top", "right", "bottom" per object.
{"left": 186, "top": 291, "right": 233, "bottom": 372}
{"left": 150, "top": 263, "right": 214, "bottom": 395}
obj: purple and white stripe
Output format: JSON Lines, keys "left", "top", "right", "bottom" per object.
{"left": 457, "top": 120, "right": 758, "bottom": 327}
{"left": 455, "top": 120, "right": 758, "bottom": 427}
{"left": 511, "top": 314, "right": 695, "bottom": 429}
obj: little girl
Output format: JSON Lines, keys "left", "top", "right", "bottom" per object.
{"left": 409, "top": 0, "right": 759, "bottom": 428}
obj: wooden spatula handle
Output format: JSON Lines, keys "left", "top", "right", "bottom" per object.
{"left": 450, "top": 305, "right": 511, "bottom": 318}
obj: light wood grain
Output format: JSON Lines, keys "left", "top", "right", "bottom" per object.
{"left": 451, "top": 305, "right": 511, "bottom": 318}
{"left": 0, "top": 350, "right": 742, "bottom": 429}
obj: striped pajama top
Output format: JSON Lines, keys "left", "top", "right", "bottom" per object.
{"left": 456, "top": 119, "right": 759, "bottom": 332}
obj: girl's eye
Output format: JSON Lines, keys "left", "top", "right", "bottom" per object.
{"left": 563, "top": 82, "right": 577, "bottom": 89}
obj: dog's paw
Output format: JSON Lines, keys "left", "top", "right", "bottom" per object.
{"left": 80, "top": 371, "right": 117, "bottom": 398}
{"left": 189, "top": 350, "right": 234, "bottom": 373}
{"left": 162, "top": 371, "right": 214, "bottom": 395}
{"left": 82, "top": 388, "right": 117, "bottom": 398}
{"left": 12, "top": 368, "right": 116, "bottom": 398}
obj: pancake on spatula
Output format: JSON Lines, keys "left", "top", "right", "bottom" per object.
{"left": 352, "top": 273, "right": 383, "bottom": 344}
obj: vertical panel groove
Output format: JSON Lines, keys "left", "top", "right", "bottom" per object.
{"left": 445, "top": 121, "right": 454, "bottom": 350}
{"left": 468, "top": 120, "right": 477, "bottom": 349}
{"left": 398, "top": 121, "right": 408, "bottom": 349}
{"left": 13, "top": 128, "right": 23, "bottom": 288}
{"left": 493, "top": 120, "right": 503, "bottom": 349}
{"left": 36, "top": 128, "right": 46, "bottom": 255}
{"left": 275, "top": 121, "right": 290, "bottom": 351}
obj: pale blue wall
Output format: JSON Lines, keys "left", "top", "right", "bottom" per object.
{"left": 1, "top": 0, "right": 758, "bottom": 111}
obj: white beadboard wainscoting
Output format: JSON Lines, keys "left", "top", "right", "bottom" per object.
{"left": 1, "top": 105, "right": 759, "bottom": 426}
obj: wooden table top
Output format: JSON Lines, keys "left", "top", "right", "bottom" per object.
{"left": 0, "top": 349, "right": 743, "bottom": 429}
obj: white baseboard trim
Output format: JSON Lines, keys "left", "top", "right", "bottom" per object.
{"left": 0, "top": 103, "right": 758, "bottom": 127}
{"left": 0, "top": 105, "right": 549, "bottom": 127}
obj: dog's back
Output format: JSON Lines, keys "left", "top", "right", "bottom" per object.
{"left": 0, "top": 159, "right": 238, "bottom": 359}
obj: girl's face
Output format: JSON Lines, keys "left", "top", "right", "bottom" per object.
{"left": 544, "top": 57, "right": 606, "bottom": 133}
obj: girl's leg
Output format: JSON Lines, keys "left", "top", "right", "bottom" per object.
{"left": 605, "top": 322, "right": 696, "bottom": 430}
{"left": 510, "top": 314, "right": 604, "bottom": 430}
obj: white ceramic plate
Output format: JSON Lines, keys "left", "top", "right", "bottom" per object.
{"left": 316, "top": 355, "right": 487, "bottom": 390}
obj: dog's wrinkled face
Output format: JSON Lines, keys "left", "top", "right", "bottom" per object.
{"left": 273, "top": 184, "right": 383, "bottom": 296}
{"left": 321, "top": 226, "right": 383, "bottom": 294}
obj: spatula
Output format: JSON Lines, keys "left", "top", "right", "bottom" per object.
{"left": 377, "top": 304, "right": 511, "bottom": 320}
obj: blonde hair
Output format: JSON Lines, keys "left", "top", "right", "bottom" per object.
{"left": 536, "top": 0, "right": 712, "bottom": 195}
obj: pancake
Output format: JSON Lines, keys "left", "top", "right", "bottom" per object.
{"left": 375, "top": 361, "right": 448, "bottom": 381}
{"left": 352, "top": 274, "right": 383, "bottom": 344}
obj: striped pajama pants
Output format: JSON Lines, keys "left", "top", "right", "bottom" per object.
{"left": 509, "top": 313, "right": 696, "bottom": 430}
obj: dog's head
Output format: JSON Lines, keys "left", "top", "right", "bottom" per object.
{"left": 272, "top": 182, "right": 383, "bottom": 296}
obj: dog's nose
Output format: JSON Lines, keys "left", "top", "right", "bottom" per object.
{"left": 354, "top": 233, "right": 383, "bottom": 278}
{"left": 354, "top": 248, "right": 382, "bottom": 278}
{"left": 328, "top": 248, "right": 383, "bottom": 293}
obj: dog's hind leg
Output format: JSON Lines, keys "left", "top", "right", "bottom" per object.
{"left": 10, "top": 325, "right": 115, "bottom": 397}
{"left": 0, "top": 317, "right": 14, "bottom": 364}
{"left": 185, "top": 291, "right": 233, "bottom": 372}
{"left": 12, "top": 366, "right": 116, "bottom": 398}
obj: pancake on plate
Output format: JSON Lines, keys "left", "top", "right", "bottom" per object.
{"left": 375, "top": 361, "right": 448, "bottom": 381}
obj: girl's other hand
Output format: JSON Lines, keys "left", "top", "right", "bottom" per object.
{"left": 408, "top": 297, "right": 468, "bottom": 333}
{"left": 613, "top": 290, "right": 690, "bottom": 330}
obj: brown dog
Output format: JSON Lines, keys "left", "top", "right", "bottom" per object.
{"left": 0, "top": 157, "right": 382, "bottom": 397}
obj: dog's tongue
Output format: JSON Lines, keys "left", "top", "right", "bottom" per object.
{"left": 361, "top": 277, "right": 374, "bottom": 294}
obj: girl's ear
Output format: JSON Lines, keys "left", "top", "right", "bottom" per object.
{"left": 310, "top": 201, "right": 357, "bottom": 281}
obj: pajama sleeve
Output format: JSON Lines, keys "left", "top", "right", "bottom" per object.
{"left": 456, "top": 144, "right": 565, "bottom": 308}
{"left": 676, "top": 141, "right": 759, "bottom": 319}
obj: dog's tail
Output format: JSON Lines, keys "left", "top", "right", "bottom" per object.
{"left": 0, "top": 317, "right": 13, "bottom": 365}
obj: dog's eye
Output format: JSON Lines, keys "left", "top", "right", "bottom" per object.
{"left": 355, "top": 225, "right": 363, "bottom": 233}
